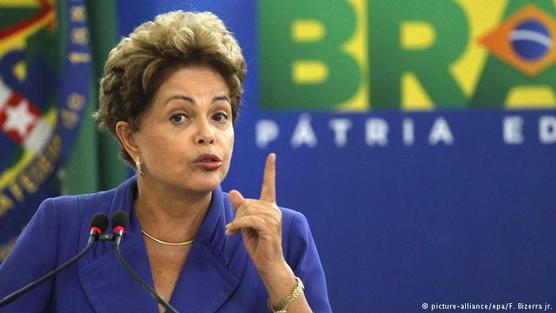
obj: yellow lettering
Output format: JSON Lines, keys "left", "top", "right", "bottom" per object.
{"left": 52, "top": 135, "right": 62, "bottom": 154}
{"left": 34, "top": 155, "right": 53, "bottom": 178}
{"left": 19, "top": 175, "right": 38, "bottom": 194}
{"left": 26, "top": 166, "right": 46, "bottom": 188}
{"left": 44, "top": 135, "right": 62, "bottom": 166}
{"left": 0, "top": 134, "right": 64, "bottom": 219}
{"left": 0, "top": 193, "right": 14, "bottom": 217}
{"left": 8, "top": 183, "right": 24, "bottom": 202}
{"left": 42, "top": 137, "right": 58, "bottom": 164}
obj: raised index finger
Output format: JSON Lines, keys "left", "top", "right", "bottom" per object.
{"left": 259, "top": 153, "right": 276, "bottom": 203}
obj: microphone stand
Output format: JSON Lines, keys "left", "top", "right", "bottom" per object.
{"left": 0, "top": 233, "right": 98, "bottom": 306}
{"left": 112, "top": 234, "right": 180, "bottom": 313}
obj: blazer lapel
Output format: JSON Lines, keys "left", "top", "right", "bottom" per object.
{"left": 167, "top": 186, "right": 243, "bottom": 313}
{"left": 167, "top": 243, "right": 241, "bottom": 313}
{"left": 78, "top": 179, "right": 245, "bottom": 313}
{"left": 77, "top": 177, "right": 159, "bottom": 313}
{"left": 77, "top": 232, "right": 159, "bottom": 313}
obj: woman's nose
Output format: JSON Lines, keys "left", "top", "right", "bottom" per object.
{"left": 195, "top": 118, "right": 215, "bottom": 144}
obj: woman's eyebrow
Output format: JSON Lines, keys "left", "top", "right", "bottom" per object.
{"left": 163, "top": 95, "right": 194, "bottom": 105}
{"left": 163, "top": 95, "right": 230, "bottom": 105}
{"left": 212, "top": 95, "right": 231, "bottom": 103}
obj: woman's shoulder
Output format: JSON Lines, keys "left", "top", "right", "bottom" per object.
{"left": 278, "top": 206, "right": 316, "bottom": 261}
{"left": 42, "top": 186, "right": 120, "bottom": 216}
{"left": 279, "top": 206, "right": 310, "bottom": 234}
{"left": 36, "top": 178, "right": 134, "bottom": 228}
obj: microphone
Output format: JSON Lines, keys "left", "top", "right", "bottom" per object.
{"left": 111, "top": 210, "right": 128, "bottom": 246}
{"left": 0, "top": 213, "right": 109, "bottom": 307}
{"left": 110, "top": 210, "right": 179, "bottom": 313}
{"left": 89, "top": 213, "right": 110, "bottom": 243}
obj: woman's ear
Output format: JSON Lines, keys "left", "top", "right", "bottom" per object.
{"left": 115, "top": 121, "right": 139, "bottom": 158}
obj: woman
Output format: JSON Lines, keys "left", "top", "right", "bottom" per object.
{"left": 0, "top": 10, "right": 331, "bottom": 313}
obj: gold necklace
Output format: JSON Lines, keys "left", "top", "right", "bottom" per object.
{"left": 141, "top": 230, "right": 196, "bottom": 246}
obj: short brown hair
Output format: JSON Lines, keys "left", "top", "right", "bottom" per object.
{"left": 94, "top": 11, "right": 246, "bottom": 166}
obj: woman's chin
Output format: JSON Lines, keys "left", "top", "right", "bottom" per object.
{"left": 143, "top": 171, "right": 224, "bottom": 195}
{"left": 185, "top": 176, "right": 222, "bottom": 193}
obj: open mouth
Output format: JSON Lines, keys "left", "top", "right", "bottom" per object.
{"left": 194, "top": 154, "right": 222, "bottom": 163}
{"left": 193, "top": 154, "right": 222, "bottom": 170}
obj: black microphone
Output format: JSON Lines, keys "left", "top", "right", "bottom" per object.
{"left": 0, "top": 213, "right": 109, "bottom": 307}
{"left": 110, "top": 210, "right": 179, "bottom": 313}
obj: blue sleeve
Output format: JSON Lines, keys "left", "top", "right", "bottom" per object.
{"left": 0, "top": 198, "right": 58, "bottom": 312}
{"left": 285, "top": 211, "right": 333, "bottom": 313}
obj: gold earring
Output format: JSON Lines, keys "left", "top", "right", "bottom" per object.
{"left": 135, "top": 155, "right": 145, "bottom": 176}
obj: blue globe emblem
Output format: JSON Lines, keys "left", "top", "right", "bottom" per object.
{"left": 510, "top": 19, "right": 553, "bottom": 61}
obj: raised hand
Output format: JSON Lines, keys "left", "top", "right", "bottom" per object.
{"left": 226, "top": 153, "right": 284, "bottom": 275}
{"left": 226, "top": 153, "right": 313, "bottom": 312}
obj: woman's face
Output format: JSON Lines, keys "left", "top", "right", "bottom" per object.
{"left": 132, "top": 65, "right": 234, "bottom": 194}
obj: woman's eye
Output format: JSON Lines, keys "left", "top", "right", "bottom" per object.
{"left": 170, "top": 113, "right": 188, "bottom": 124}
{"left": 213, "top": 112, "right": 229, "bottom": 123}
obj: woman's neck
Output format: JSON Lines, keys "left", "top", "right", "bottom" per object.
{"left": 134, "top": 177, "right": 212, "bottom": 242}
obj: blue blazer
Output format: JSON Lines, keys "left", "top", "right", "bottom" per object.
{"left": 0, "top": 177, "right": 332, "bottom": 312}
